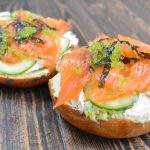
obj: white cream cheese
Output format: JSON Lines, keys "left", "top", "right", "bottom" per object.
{"left": 51, "top": 73, "right": 150, "bottom": 123}
{"left": 124, "top": 93, "right": 150, "bottom": 123}
{"left": 51, "top": 73, "right": 60, "bottom": 97}
{"left": 69, "top": 89, "right": 85, "bottom": 112}
{"left": 56, "top": 31, "right": 79, "bottom": 71}
{"left": 63, "top": 31, "right": 79, "bottom": 47}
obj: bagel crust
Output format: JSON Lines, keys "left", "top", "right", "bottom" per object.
{"left": 0, "top": 69, "right": 56, "bottom": 88}
{"left": 49, "top": 80, "right": 150, "bottom": 138}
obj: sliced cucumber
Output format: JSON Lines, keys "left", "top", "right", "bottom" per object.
{"left": 0, "top": 12, "right": 11, "bottom": 20}
{"left": 91, "top": 96, "right": 138, "bottom": 111}
{"left": 0, "top": 60, "right": 36, "bottom": 75}
{"left": 60, "top": 37, "right": 70, "bottom": 55}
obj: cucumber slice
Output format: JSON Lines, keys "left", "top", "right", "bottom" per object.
{"left": 91, "top": 96, "right": 138, "bottom": 111}
{"left": 0, "top": 60, "right": 36, "bottom": 75}
{"left": 60, "top": 37, "right": 70, "bottom": 55}
{"left": 0, "top": 12, "right": 11, "bottom": 20}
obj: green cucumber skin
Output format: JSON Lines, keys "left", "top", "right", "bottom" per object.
{"left": 0, "top": 60, "right": 36, "bottom": 75}
{"left": 91, "top": 97, "right": 136, "bottom": 111}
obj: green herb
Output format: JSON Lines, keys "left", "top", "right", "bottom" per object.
{"left": 107, "top": 89, "right": 115, "bottom": 95}
{"left": 118, "top": 75, "right": 125, "bottom": 86}
{"left": 23, "top": 16, "right": 34, "bottom": 23}
{"left": 17, "top": 26, "right": 37, "bottom": 39}
{"left": 134, "top": 91, "right": 139, "bottom": 96}
{"left": 42, "top": 28, "right": 55, "bottom": 36}
{"left": 37, "top": 56, "right": 43, "bottom": 59}
{"left": 89, "top": 42, "right": 104, "bottom": 65}
{"left": 88, "top": 42, "right": 112, "bottom": 66}
{"left": 0, "top": 30, "right": 10, "bottom": 55}
{"left": 7, "top": 47, "right": 13, "bottom": 56}
{"left": 124, "top": 66, "right": 129, "bottom": 73}
{"left": 2, "top": 32, "right": 10, "bottom": 45}
{"left": 14, "top": 50, "right": 28, "bottom": 59}
{"left": 130, "top": 59, "right": 137, "bottom": 64}
{"left": 74, "top": 66, "right": 83, "bottom": 74}
{"left": 83, "top": 87, "right": 88, "bottom": 93}
{"left": 0, "top": 43, "right": 7, "bottom": 55}
{"left": 89, "top": 41, "right": 118, "bottom": 87}
{"left": 111, "top": 42, "right": 123, "bottom": 68}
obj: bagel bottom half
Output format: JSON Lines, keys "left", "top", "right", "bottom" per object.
{"left": 0, "top": 68, "right": 56, "bottom": 88}
{"left": 48, "top": 80, "right": 150, "bottom": 138}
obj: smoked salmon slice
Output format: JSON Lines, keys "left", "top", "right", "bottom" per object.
{"left": 54, "top": 35, "right": 150, "bottom": 108}
{"left": 54, "top": 47, "right": 91, "bottom": 108}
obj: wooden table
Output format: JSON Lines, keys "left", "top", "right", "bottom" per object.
{"left": 0, "top": 0, "right": 150, "bottom": 149}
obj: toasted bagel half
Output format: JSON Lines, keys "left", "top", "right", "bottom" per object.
{"left": 48, "top": 35, "right": 150, "bottom": 138}
{"left": 0, "top": 10, "right": 78, "bottom": 87}
{"left": 48, "top": 79, "right": 150, "bottom": 138}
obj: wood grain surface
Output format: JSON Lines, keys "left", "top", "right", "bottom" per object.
{"left": 0, "top": 0, "right": 150, "bottom": 149}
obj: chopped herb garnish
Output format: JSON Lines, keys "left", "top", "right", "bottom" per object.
{"left": 130, "top": 59, "right": 138, "bottom": 64}
{"left": 17, "top": 26, "right": 37, "bottom": 39}
{"left": 111, "top": 42, "right": 123, "bottom": 68}
{"left": 23, "top": 16, "right": 34, "bottom": 23}
{"left": 0, "top": 43, "right": 7, "bottom": 55}
{"left": 42, "top": 28, "right": 55, "bottom": 36}
{"left": 88, "top": 42, "right": 104, "bottom": 65}
{"left": 83, "top": 87, "right": 88, "bottom": 93}
{"left": 74, "top": 66, "right": 83, "bottom": 75}
{"left": 7, "top": 47, "right": 13, "bottom": 55}
{"left": 107, "top": 89, "right": 115, "bottom": 95}
{"left": 88, "top": 42, "right": 112, "bottom": 66}
{"left": 0, "top": 26, "right": 10, "bottom": 55}
{"left": 98, "top": 41, "right": 117, "bottom": 87}
{"left": 118, "top": 75, "right": 126, "bottom": 86}
{"left": 2, "top": 32, "right": 10, "bottom": 45}
{"left": 88, "top": 40, "right": 127, "bottom": 87}
{"left": 87, "top": 37, "right": 150, "bottom": 87}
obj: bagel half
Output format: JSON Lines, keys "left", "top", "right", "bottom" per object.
{"left": 48, "top": 34, "right": 150, "bottom": 138}
{"left": 0, "top": 10, "right": 78, "bottom": 87}
{"left": 48, "top": 79, "right": 150, "bottom": 138}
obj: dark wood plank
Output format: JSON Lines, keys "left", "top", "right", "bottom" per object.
{"left": 0, "top": 85, "right": 66, "bottom": 150}
{"left": 0, "top": 0, "right": 150, "bottom": 150}
{"left": 55, "top": 0, "right": 103, "bottom": 41}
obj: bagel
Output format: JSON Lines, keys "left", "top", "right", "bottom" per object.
{"left": 49, "top": 35, "right": 150, "bottom": 138}
{"left": 0, "top": 10, "right": 78, "bottom": 87}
